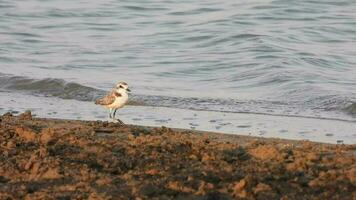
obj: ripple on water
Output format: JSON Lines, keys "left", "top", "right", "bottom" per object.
{"left": 237, "top": 125, "right": 251, "bottom": 128}
{"left": 0, "top": 0, "right": 356, "bottom": 125}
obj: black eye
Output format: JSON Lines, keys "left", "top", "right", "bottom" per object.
{"left": 119, "top": 85, "right": 124, "bottom": 88}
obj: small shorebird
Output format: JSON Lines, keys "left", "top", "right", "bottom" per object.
{"left": 95, "top": 82, "right": 131, "bottom": 124}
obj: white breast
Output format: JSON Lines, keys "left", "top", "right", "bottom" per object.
{"left": 108, "top": 92, "right": 128, "bottom": 109}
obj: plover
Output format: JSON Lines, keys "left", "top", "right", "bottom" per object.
{"left": 95, "top": 82, "right": 131, "bottom": 124}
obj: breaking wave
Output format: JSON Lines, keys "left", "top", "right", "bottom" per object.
{"left": 0, "top": 73, "right": 355, "bottom": 122}
{"left": 0, "top": 74, "right": 104, "bottom": 101}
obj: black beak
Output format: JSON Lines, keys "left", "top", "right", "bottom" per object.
{"left": 126, "top": 88, "right": 131, "bottom": 92}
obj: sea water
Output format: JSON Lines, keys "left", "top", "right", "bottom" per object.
{"left": 1, "top": 0, "right": 356, "bottom": 143}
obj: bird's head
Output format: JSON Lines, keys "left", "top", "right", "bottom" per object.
{"left": 115, "top": 82, "right": 131, "bottom": 93}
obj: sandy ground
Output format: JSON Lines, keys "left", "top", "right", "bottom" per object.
{"left": 0, "top": 111, "right": 355, "bottom": 200}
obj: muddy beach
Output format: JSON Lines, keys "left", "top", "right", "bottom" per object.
{"left": 0, "top": 112, "right": 355, "bottom": 200}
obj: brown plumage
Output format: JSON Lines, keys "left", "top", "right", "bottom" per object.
{"left": 95, "top": 81, "right": 130, "bottom": 124}
{"left": 95, "top": 91, "right": 121, "bottom": 106}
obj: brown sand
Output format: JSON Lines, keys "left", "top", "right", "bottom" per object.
{"left": 0, "top": 111, "right": 355, "bottom": 200}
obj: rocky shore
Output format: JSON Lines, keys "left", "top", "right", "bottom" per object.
{"left": 0, "top": 112, "right": 355, "bottom": 199}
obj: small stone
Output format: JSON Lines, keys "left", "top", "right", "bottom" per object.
{"left": 42, "top": 167, "right": 61, "bottom": 179}
{"left": 95, "top": 177, "right": 111, "bottom": 186}
{"left": 234, "top": 189, "right": 247, "bottom": 198}
{"left": 346, "top": 168, "right": 356, "bottom": 185}
{"left": 145, "top": 169, "right": 159, "bottom": 175}
{"left": 233, "top": 179, "right": 246, "bottom": 192}
{"left": 15, "top": 127, "right": 37, "bottom": 142}
{"left": 249, "top": 145, "right": 281, "bottom": 160}
{"left": 308, "top": 179, "right": 320, "bottom": 187}
{"left": 6, "top": 141, "right": 15, "bottom": 149}
{"left": 39, "top": 128, "right": 55, "bottom": 145}
{"left": 128, "top": 134, "right": 135, "bottom": 140}
{"left": 253, "top": 183, "right": 272, "bottom": 193}
{"left": 2, "top": 112, "right": 12, "bottom": 117}
{"left": 18, "top": 110, "right": 32, "bottom": 120}
{"left": 306, "top": 153, "right": 319, "bottom": 162}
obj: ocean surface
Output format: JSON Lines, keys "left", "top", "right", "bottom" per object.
{"left": 1, "top": 0, "right": 356, "bottom": 143}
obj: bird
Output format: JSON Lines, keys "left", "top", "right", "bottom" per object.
{"left": 95, "top": 82, "right": 131, "bottom": 124}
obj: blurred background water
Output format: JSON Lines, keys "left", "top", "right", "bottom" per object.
{"left": 1, "top": 0, "right": 356, "bottom": 143}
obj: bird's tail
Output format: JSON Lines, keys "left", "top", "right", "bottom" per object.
{"left": 94, "top": 99, "right": 101, "bottom": 105}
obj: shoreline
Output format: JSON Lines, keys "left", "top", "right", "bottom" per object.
{"left": 20, "top": 117, "right": 342, "bottom": 147}
{"left": 0, "top": 112, "right": 355, "bottom": 199}
{"left": 1, "top": 91, "right": 356, "bottom": 144}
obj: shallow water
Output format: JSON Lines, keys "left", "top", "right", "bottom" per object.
{"left": 1, "top": 0, "right": 356, "bottom": 143}
{"left": 1, "top": 92, "right": 356, "bottom": 144}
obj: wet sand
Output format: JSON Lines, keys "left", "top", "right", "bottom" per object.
{"left": 2, "top": 92, "right": 356, "bottom": 144}
{"left": 0, "top": 112, "right": 355, "bottom": 200}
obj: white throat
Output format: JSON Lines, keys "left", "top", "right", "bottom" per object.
{"left": 116, "top": 88, "right": 128, "bottom": 95}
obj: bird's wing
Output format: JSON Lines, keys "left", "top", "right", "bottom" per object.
{"left": 95, "top": 90, "right": 121, "bottom": 105}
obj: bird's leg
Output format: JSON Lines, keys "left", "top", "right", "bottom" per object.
{"left": 113, "top": 108, "right": 117, "bottom": 118}
{"left": 109, "top": 108, "right": 113, "bottom": 119}
{"left": 116, "top": 118, "right": 125, "bottom": 125}
{"left": 112, "top": 108, "right": 125, "bottom": 125}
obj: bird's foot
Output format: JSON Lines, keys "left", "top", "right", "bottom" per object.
{"left": 112, "top": 118, "right": 125, "bottom": 125}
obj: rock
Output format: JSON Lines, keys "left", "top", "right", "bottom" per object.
{"left": 346, "top": 168, "right": 356, "bottom": 185}
{"left": 167, "top": 181, "right": 194, "bottom": 193}
{"left": 308, "top": 179, "right": 320, "bottom": 187}
{"left": 189, "top": 154, "right": 198, "bottom": 160}
{"left": 29, "top": 162, "right": 41, "bottom": 179}
{"left": 18, "top": 111, "right": 32, "bottom": 120}
{"left": 306, "top": 153, "right": 319, "bottom": 162}
{"left": 6, "top": 141, "right": 15, "bottom": 149}
{"left": 145, "top": 169, "right": 159, "bottom": 176}
{"left": 15, "top": 127, "right": 37, "bottom": 142}
{"left": 195, "top": 181, "right": 214, "bottom": 195}
{"left": 233, "top": 189, "right": 247, "bottom": 198}
{"left": 253, "top": 183, "right": 272, "bottom": 193}
{"left": 249, "top": 145, "right": 281, "bottom": 160}
{"left": 88, "top": 192, "right": 106, "bottom": 200}
{"left": 41, "top": 167, "right": 62, "bottom": 179}
{"left": 127, "top": 134, "right": 135, "bottom": 140}
{"left": 0, "top": 113, "right": 355, "bottom": 199}
{"left": 95, "top": 177, "right": 112, "bottom": 186}
{"left": 2, "top": 112, "right": 12, "bottom": 117}
{"left": 39, "top": 128, "right": 55, "bottom": 145}
{"left": 138, "top": 184, "right": 163, "bottom": 197}
{"left": 201, "top": 153, "right": 213, "bottom": 162}
{"left": 24, "top": 155, "right": 37, "bottom": 170}
{"left": 222, "top": 147, "right": 249, "bottom": 163}
{"left": 232, "top": 179, "right": 246, "bottom": 192}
